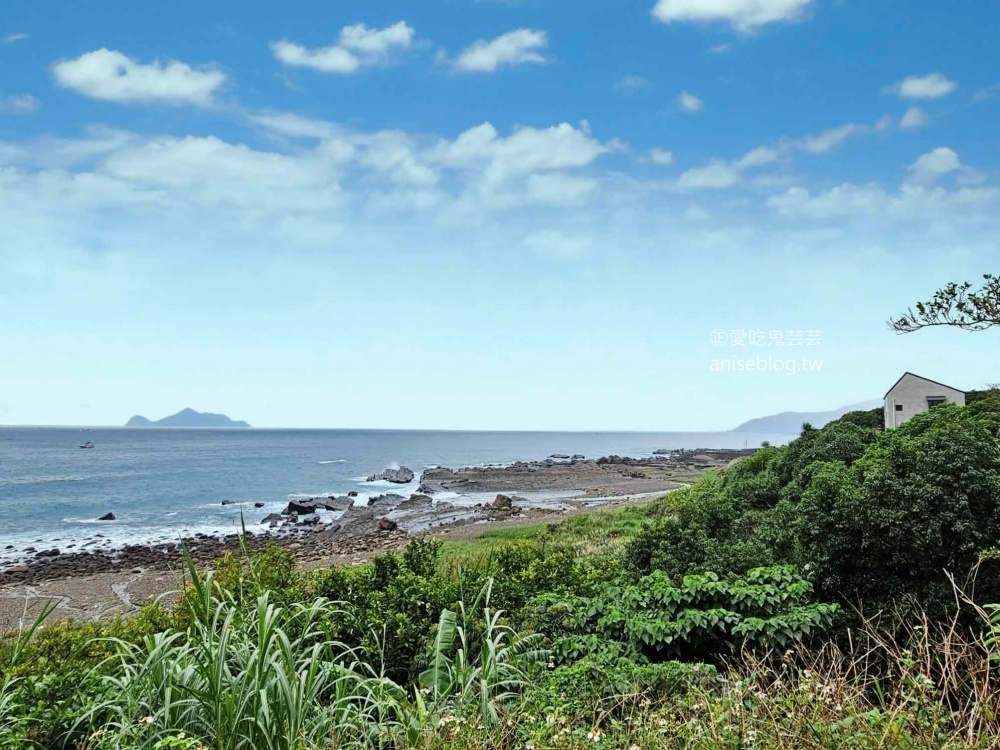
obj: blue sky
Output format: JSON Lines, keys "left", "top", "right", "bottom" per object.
{"left": 1, "top": 0, "right": 998, "bottom": 430}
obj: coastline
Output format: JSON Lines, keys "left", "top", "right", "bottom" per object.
{"left": 0, "top": 451, "right": 742, "bottom": 629}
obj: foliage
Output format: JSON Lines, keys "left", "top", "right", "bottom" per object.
{"left": 797, "top": 404, "right": 1000, "bottom": 614}
{"left": 534, "top": 565, "right": 837, "bottom": 664}
{"left": 418, "top": 580, "right": 548, "bottom": 726}
{"left": 889, "top": 273, "right": 1000, "bottom": 332}
{"left": 0, "top": 600, "right": 56, "bottom": 748}
{"left": 626, "top": 401, "right": 1000, "bottom": 618}
{"left": 203, "top": 543, "right": 304, "bottom": 609}
{"left": 307, "top": 536, "right": 592, "bottom": 683}
{"left": 1, "top": 601, "right": 173, "bottom": 747}
{"left": 524, "top": 651, "right": 716, "bottom": 723}
{"left": 84, "top": 570, "right": 393, "bottom": 750}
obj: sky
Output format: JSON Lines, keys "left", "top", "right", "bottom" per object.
{"left": 0, "top": 0, "right": 998, "bottom": 431}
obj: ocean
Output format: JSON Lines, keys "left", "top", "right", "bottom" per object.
{"left": 0, "top": 427, "right": 791, "bottom": 564}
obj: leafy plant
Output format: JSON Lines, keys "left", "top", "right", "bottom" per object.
{"left": 80, "top": 556, "right": 394, "bottom": 750}
{"left": 538, "top": 566, "right": 837, "bottom": 663}
{"left": 419, "top": 580, "right": 548, "bottom": 725}
{"left": 0, "top": 599, "right": 56, "bottom": 746}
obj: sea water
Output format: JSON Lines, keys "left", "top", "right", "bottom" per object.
{"left": 0, "top": 427, "right": 791, "bottom": 563}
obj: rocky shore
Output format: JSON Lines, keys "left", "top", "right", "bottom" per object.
{"left": 0, "top": 451, "right": 749, "bottom": 618}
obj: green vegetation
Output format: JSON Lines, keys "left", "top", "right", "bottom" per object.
{"left": 4, "top": 397, "right": 1000, "bottom": 747}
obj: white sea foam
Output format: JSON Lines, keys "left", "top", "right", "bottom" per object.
{"left": 318, "top": 459, "right": 347, "bottom": 464}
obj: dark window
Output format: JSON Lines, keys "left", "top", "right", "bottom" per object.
{"left": 927, "top": 396, "right": 947, "bottom": 408}
{"left": 895, "top": 404, "right": 903, "bottom": 412}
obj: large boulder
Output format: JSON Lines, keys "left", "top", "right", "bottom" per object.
{"left": 396, "top": 494, "right": 433, "bottom": 511}
{"left": 366, "top": 494, "right": 404, "bottom": 512}
{"left": 492, "top": 494, "right": 513, "bottom": 510}
{"left": 283, "top": 496, "right": 353, "bottom": 515}
{"left": 97, "top": 512, "right": 116, "bottom": 521}
{"left": 367, "top": 467, "right": 415, "bottom": 484}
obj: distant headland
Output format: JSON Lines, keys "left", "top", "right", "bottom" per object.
{"left": 125, "top": 408, "right": 250, "bottom": 428}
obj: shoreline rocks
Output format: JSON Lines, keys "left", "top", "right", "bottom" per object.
{"left": 283, "top": 496, "right": 353, "bottom": 515}
{"left": 1, "top": 451, "right": 725, "bottom": 586}
{"left": 366, "top": 466, "right": 415, "bottom": 484}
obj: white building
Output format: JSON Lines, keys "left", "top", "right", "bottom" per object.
{"left": 884, "top": 372, "right": 966, "bottom": 429}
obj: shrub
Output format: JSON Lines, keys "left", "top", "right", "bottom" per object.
{"left": 534, "top": 566, "right": 837, "bottom": 664}
{"left": 798, "top": 404, "right": 1000, "bottom": 614}
{"left": 626, "top": 402, "right": 1000, "bottom": 621}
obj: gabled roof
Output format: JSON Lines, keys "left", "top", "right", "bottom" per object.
{"left": 883, "top": 372, "right": 966, "bottom": 399}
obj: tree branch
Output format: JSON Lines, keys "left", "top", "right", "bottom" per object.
{"left": 887, "top": 274, "right": 1000, "bottom": 333}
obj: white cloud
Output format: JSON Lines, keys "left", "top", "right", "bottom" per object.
{"left": 652, "top": 0, "right": 813, "bottom": 33}
{"left": 453, "top": 29, "right": 548, "bottom": 73}
{"left": 430, "top": 122, "right": 607, "bottom": 180}
{"left": 973, "top": 84, "right": 1000, "bottom": 103}
{"left": 99, "top": 136, "right": 343, "bottom": 211}
{"left": 1, "top": 32, "right": 28, "bottom": 45}
{"left": 648, "top": 148, "right": 674, "bottom": 166}
{"left": 677, "top": 161, "right": 740, "bottom": 189}
{"left": 0, "top": 94, "right": 38, "bottom": 115}
{"left": 673, "top": 145, "right": 777, "bottom": 190}
{"left": 358, "top": 131, "right": 439, "bottom": 187}
{"left": 677, "top": 90, "right": 704, "bottom": 113}
{"left": 251, "top": 112, "right": 345, "bottom": 140}
{"left": 799, "top": 123, "right": 864, "bottom": 154}
{"left": 907, "top": 147, "right": 963, "bottom": 184}
{"left": 886, "top": 72, "right": 957, "bottom": 100}
{"left": 272, "top": 22, "right": 415, "bottom": 74}
{"left": 767, "top": 182, "right": 999, "bottom": 222}
{"left": 734, "top": 146, "right": 778, "bottom": 170}
{"left": 899, "top": 106, "right": 929, "bottom": 131}
{"left": 525, "top": 173, "right": 597, "bottom": 204}
{"left": 524, "top": 229, "right": 591, "bottom": 259}
{"left": 615, "top": 75, "right": 651, "bottom": 92}
{"left": 52, "top": 49, "right": 226, "bottom": 106}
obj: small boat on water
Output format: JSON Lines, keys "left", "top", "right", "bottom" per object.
{"left": 80, "top": 441, "right": 95, "bottom": 449}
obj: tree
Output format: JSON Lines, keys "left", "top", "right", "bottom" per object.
{"left": 888, "top": 274, "right": 1000, "bottom": 333}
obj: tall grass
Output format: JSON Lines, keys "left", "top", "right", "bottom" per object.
{"left": 0, "top": 600, "right": 56, "bottom": 747}
{"left": 73, "top": 558, "right": 543, "bottom": 750}
{"left": 419, "top": 579, "right": 548, "bottom": 725}
{"left": 81, "top": 566, "right": 389, "bottom": 749}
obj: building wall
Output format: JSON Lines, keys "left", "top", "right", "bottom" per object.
{"left": 884, "top": 374, "right": 966, "bottom": 429}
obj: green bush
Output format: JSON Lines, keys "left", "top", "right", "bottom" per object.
{"left": 533, "top": 566, "right": 838, "bottom": 663}
{"left": 625, "top": 402, "right": 1000, "bottom": 620}
{"left": 525, "top": 651, "right": 716, "bottom": 721}
{"left": 797, "top": 404, "right": 1000, "bottom": 614}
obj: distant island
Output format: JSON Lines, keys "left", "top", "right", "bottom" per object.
{"left": 126, "top": 408, "right": 251, "bottom": 428}
{"left": 732, "top": 399, "right": 881, "bottom": 434}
